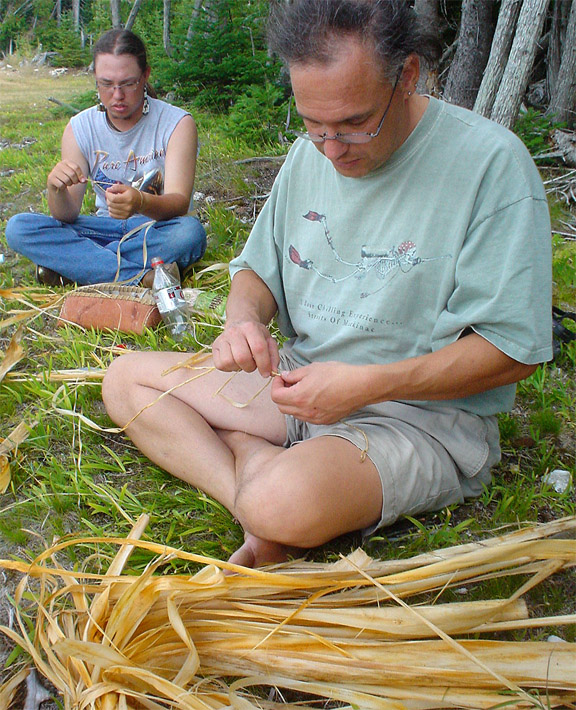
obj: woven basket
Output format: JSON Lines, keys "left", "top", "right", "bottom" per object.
{"left": 58, "top": 284, "right": 162, "bottom": 334}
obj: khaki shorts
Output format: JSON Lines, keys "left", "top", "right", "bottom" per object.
{"left": 280, "top": 352, "right": 501, "bottom": 536}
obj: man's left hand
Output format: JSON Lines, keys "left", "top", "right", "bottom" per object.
{"left": 271, "top": 362, "right": 365, "bottom": 424}
{"left": 105, "top": 184, "right": 142, "bottom": 220}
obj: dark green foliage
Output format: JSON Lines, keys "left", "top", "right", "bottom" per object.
{"left": 225, "top": 83, "right": 288, "bottom": 145}
{"left": 35, "top": 14, "right": 91, "bottom": 67}
{"left": 0, "top": 6, "right": 28, "bottom": 53}
{"left": 513, "top": 108, "right": 565, "bottom": 158}
{"left": 150, "top": 0, "right": 280, "bottom": 110}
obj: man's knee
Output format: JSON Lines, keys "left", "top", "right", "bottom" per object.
{"left": 234, "top": 463, "right": 325, "bottom": 548}
{"left": 169, "top": 216, "right": 207, "bottom": 263}
{"left": 5, "top": 214, "right": 32, "bottom": 251}
{"left": 6, "top": 213, "right": 56, "bottom": 253}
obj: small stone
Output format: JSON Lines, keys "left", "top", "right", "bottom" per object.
{"left": 23, "top": 670, "right": 51, "bottom": 710}
{"left": 542, "top": 469, "right": 571, "bottom": 493}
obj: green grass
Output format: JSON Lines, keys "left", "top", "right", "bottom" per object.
{"left": 1, "top": 72, "right": 575, "bottom": 683}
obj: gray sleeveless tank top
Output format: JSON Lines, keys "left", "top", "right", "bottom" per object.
{"left": 70, "top": 97, "right": 190, "bottom": 216}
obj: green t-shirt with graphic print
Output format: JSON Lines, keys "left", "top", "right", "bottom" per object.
{"left": 230, "top": 97, "right": 552, "bottom": 416}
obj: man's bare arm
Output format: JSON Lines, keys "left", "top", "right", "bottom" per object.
{"left": 212, "top": 270, "right": 280, "bottom": 377}
{"left": 272, "top": 333, "right": 538, "bottom": 424}
{"left": 46, "top": 122, "right": 88, "bottom": 223}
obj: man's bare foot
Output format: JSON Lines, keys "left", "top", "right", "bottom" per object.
{"left": 228, "top": 532, "right": 304, "bottom": 569}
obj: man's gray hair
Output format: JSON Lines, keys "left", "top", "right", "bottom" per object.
{"left": 267, "top": 0, "right": 440, "bottom": 80}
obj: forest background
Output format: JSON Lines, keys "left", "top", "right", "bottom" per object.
{"left": 0, "top": 0, "right": 576, "bottom": 703}
{"left": 1, "top": 0, "right": 576, "bottom": 129}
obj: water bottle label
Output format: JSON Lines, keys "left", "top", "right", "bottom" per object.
{"left": 155, "top": 286, "right": 184, "bottom": 312}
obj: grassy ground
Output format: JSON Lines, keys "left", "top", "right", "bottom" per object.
{"left": 1, "top": 62, "right": 575, "bottom": 694}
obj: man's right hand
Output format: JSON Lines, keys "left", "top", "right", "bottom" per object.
{"left": 212, "top": 320, "right": 280, "bottom": 378}
{"left": 47, "top": 160, "right": 87, "bottom": 192}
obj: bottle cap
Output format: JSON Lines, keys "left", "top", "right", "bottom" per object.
{"left": 151, "top": 257, "right": 164, "bottom": 268}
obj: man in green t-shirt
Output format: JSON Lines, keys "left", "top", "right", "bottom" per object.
{"left": 103, "top": 0, "right": 552, "bottom": 568}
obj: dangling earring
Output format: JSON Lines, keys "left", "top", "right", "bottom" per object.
{"left": 96, "top": 93, "right": 106, "bottom": 111}
{"left": 142, "top": 86, "right": 150, "bottom": 115}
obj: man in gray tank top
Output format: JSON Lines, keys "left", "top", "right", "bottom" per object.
{"left": 5, "top": 29, "right": 206, "bottom": 286}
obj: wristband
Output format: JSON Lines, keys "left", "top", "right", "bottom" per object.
{"left": 137, "top": 189, "right": 145, "bottom": 213}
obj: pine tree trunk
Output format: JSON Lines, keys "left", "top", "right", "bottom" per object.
{"left": 474, "top": 0, "right": 522, "bottom": 117}
{"left": 547, "top": 0, "right": 576, "bottom": 127}
{"left": 185, "top": 0, "right": 205, "bottom": 47}
{"left": 72, "top": 0, "right": 80, "bottom": 33}
{"left": 125, "top": 0, "right": 145, "bottom": 31}
{"left": 163, "top": 0, "right": 173, "bottom": 56}
{"left": 443, "top": 0, "right": 495, "bottom": 109}
{"left": 546, "top": 0, "right": 568, "bottom": 99}
{"left": 414, "top": 0, "right": 441, "bottom": 95}
{"left": 414, "top": 0, "right": 440, "bottom": 28}
{"left": 110, "top": 0, "right": 121, "bottom": 27}
{"left": 490, "top": 0, "right": 551, "bottom": 129}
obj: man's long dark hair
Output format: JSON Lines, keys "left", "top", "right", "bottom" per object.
{"left": 93, "top": 28, "right": 157, "bottom": 98}
{"left": 267, "top": 0, "right": 440, "bottom": 79}
{"left": 93, "top": 29, "right": 148, "bottom": 72}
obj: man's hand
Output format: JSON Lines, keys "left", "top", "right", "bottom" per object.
{"left": 212, "top": 321, "right": 280, "bottom": 378}
{"left": 271, "top": 362, "right": 364, "bottom": 424}
{"left": 105, "top": 184, "right": 143, "bottom": 220}
{"left": 47, "top": 160, "right": 87, "bottom": 193}
{"left": 269, "top": 334, "right": 539, "bottom": 425}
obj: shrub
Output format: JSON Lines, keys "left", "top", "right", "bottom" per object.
{"left": 514, "top": 108, "right": 565, "bottom": 159}
{"left": 225, "top": 84, "right": 288, "bottom": 145}
{"left": 150, "top": 0, "right": 279, "bottom": 110}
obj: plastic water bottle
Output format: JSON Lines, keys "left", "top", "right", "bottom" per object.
{"left": 150, "top": 257, "right": 188, "bottom": 339}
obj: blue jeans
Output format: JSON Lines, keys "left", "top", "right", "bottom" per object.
{"left": 5, "top": 213, "right": 206, "bottom": 285}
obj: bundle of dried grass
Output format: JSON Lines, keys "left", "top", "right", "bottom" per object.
{"left": 0, "top": 421, "right": 34, "bottom": 493}
{"left": 1, "top": 515, "right": 575, "bottom": 710}
{"left": 0, "top": 287, "right": 64, "bottom": 331}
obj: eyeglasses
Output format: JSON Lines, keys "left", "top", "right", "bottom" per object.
{"left": 289, "top": 74, "right": 400, "bottom": 145}
{"left": 95, "top": 75, "right": 143, "bottom": 94}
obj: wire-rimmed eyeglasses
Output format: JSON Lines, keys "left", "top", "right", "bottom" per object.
{"left": 288, "top": 73, "right": 401, "bottom": 145}
{"left": 95, "top": 75, "right": 144, "bottom": 95}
